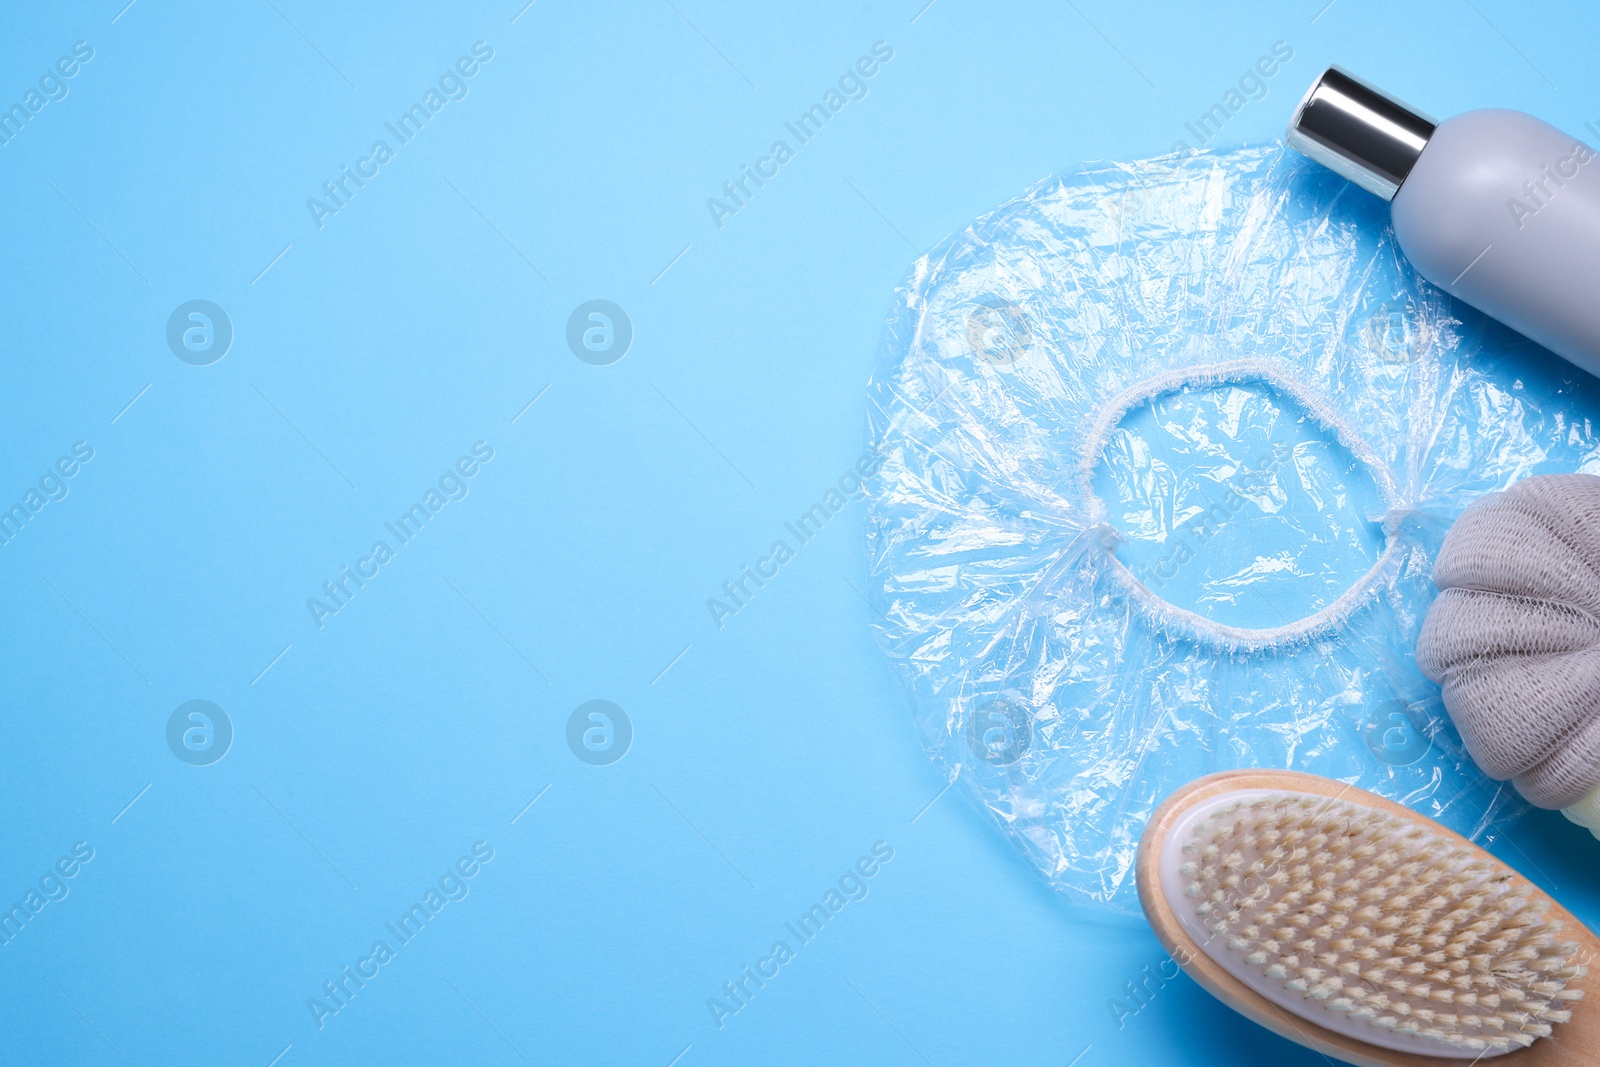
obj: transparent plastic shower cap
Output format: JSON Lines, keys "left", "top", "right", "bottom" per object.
{"left": 1078, "top": 359, "right": 1402, "bottom": 653}
{"left": 861, "top": 143, "right": 1583, "bottom": 913}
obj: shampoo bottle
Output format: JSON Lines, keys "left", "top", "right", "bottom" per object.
{"left": 1287, "top": 67, "right": 1600, "bottom": 377}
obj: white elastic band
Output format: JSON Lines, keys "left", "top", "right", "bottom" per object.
{"left": 1077, "top": 359, "right": 1403, "bottom": 652}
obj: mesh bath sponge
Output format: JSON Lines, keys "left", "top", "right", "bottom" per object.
{"left": 863, "top": 144, "right": 1600, "bottom": 912}
{"left": 1418, "top": 474, "right": 1600, "bottom": 829}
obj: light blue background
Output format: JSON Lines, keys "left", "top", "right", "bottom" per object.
{"left": 2, "top": 2, "right": 1598, "bottom": 1065}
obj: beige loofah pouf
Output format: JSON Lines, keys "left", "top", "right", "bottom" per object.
{"left": 1416, "top": 473, "right": 1600, "bottom": 836}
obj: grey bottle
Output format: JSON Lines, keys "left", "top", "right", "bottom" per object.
{"left": 1287, "top": 67, "right": 1600, "bottom": 377}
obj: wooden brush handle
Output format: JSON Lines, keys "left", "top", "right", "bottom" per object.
{"left": 1137, "top": 769, "right": 1600, "bottom": 1067}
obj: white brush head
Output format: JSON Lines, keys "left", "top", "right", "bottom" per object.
{"left": 1158, "top": 788, "right": 1586, "bottom": 1058}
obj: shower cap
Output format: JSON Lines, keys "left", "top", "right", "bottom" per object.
{"left": 863, "top": 144, "right": 1600, "bottom": 913}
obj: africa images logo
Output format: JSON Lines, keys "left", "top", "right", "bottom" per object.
{"left": 705, "top": 41, "right": 895, "bottom": 230}
{"left": 166, "top": 700, "right": 233, "bottom": 766}
{"left": 306, "top": 842, "right": 495, "bottom": 1030}
{"left": 165, "top": 300, "right": 233, "bottom": 365}
{"left": 0, "top": 40, "right": 94, "bottom": 149}
{"left": 566, "top": 700, "right": 632, "bottom": 766}
{"left": 306, "top": 442, "right": 495, "bottom": 629}
{"left": 305, "top": 41, "right": 495, "bottom": 230}
{"left": 707, "top": 841, "right": 894, "bottom": 1030}
{"left": 966, "top": 697, "right": 1031, "bottom": 766}
{"left": 1364, "top": 699, "right": 1433, "bottom": 766}
{"left": 565, "top": 300, "right": 632, "bottom": 366}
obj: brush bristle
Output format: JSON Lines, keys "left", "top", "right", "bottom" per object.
{"left": 1180, "top": 793, "right": 1586, "bottom": 1054}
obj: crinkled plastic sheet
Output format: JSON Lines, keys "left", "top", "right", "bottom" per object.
{"left": 864, "top": 144, "right": 1600, "bottom": 914}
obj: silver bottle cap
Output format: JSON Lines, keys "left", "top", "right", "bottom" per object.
{"left": 1286, "top": 67, "right": 1436, "bottom": 200}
